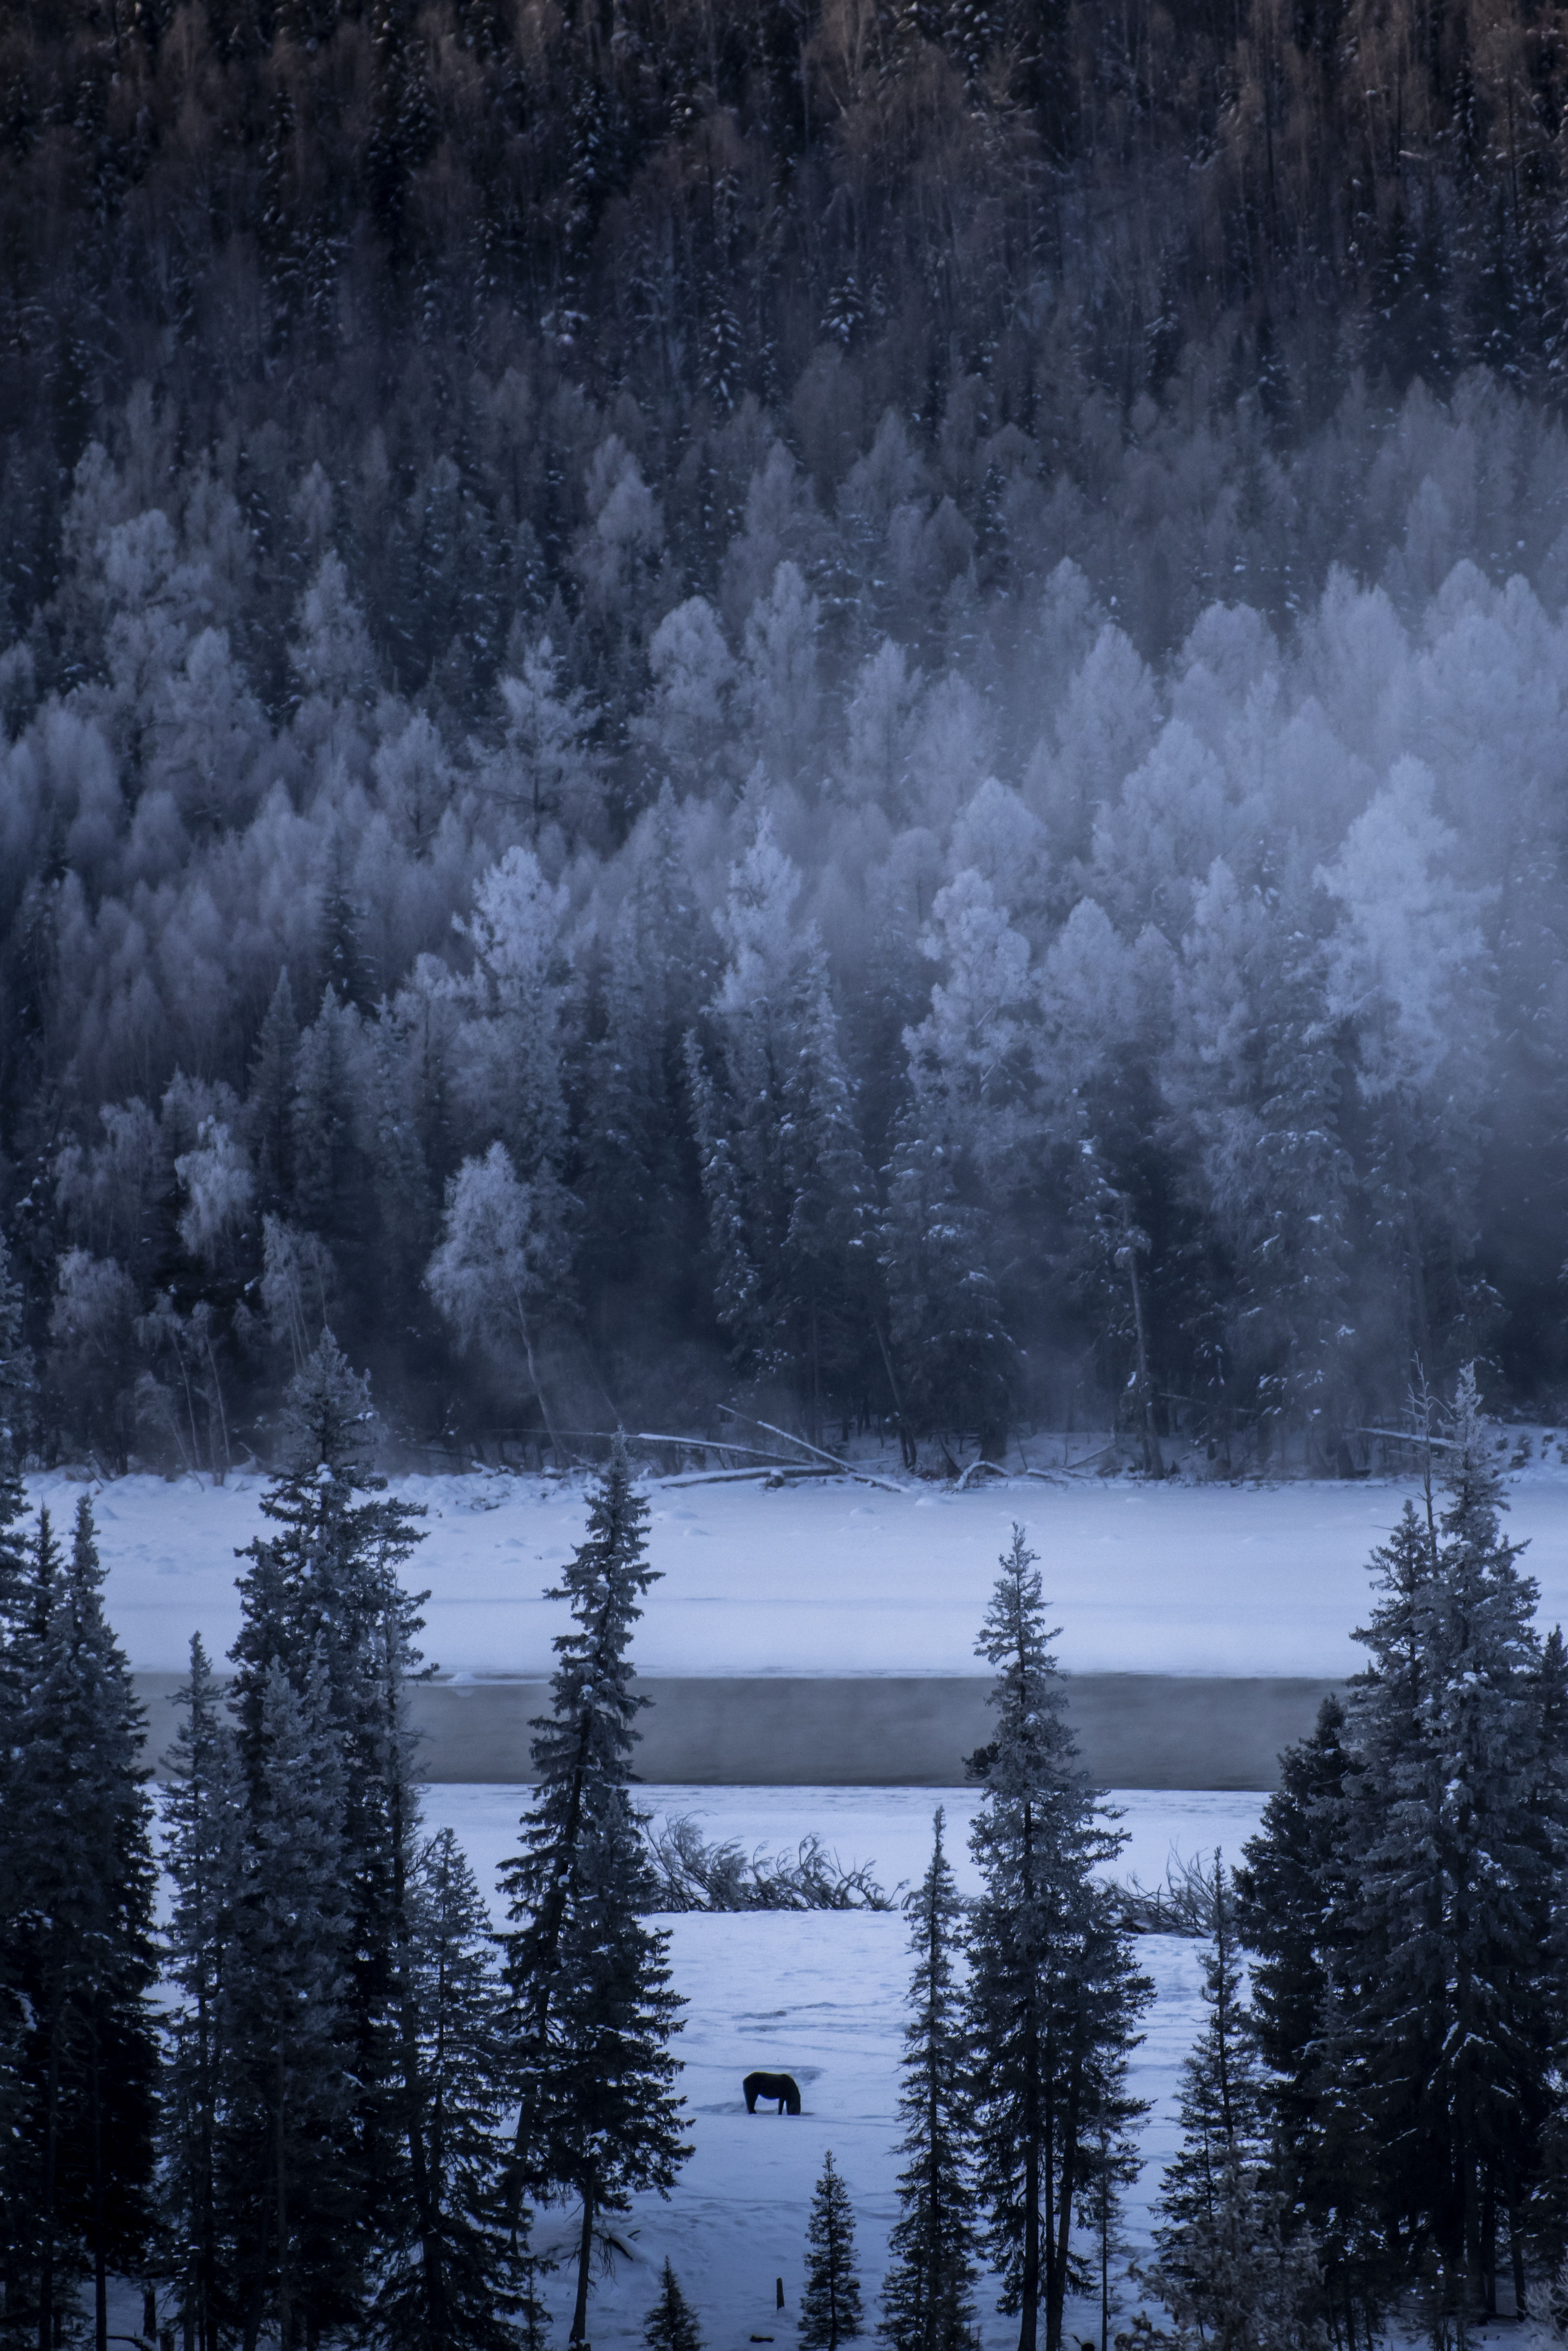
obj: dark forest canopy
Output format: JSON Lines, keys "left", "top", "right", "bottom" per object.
{"left": 5, "top": 0, "right": 1568, "bottom": 1472}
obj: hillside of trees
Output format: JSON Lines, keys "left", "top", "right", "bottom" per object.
{"left": 5, "top": 0, "right": 1568, "bottom": 1470}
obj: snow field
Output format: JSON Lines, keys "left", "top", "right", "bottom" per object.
{"left": 423, "top": 1785, "right": 1266, "bottom": 2351}
{"left": 40, "top": 1447, "right": 1568, "bottom": 1681}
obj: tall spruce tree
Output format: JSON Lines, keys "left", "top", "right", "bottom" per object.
{"left": 0, "top": 1498, "right": 160, "bottom": 2351}
{"left": 230, "top": 1332, "right": 428, "bottom": 2272}
{"left": 1336, "top": 1373, "right": 1566, "bottom": 2327}
{"left": 964, "top": 1526, "right": 1151, "bottom": 2351}
{"left": 217, "top": 1655, "right": 357, "bottom": 2351}
{"left": 372, "top": 1827, "right": 542, "bottom": 2351}
{"left": 161, "top": 1635, "right": 243, "bottom": 2351}
{"left": 500, "top": 1436, "right": 689, "bottom": 2341}
{"left": 1234, "top": 1698, "right": 1383, "bottom": 2339}
{"left": 881, "top": 1806, "right": 978, "bottom": 2351}
{"left": 1143, "top": 1861, "right": 1326, "bottom": 2351}
{"left": 0, "top": 1231, "right": 36, "bottom": 2334}
{"left": 801, "top": 2151, "right": 864, "bottom": 2351}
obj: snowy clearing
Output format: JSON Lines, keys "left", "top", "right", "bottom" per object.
{"left": 35, "top": 1445, "right": 1568, "bottom": 1680}
{"left": 419, "top": 1785, "right": 1266, "bottom": 2350}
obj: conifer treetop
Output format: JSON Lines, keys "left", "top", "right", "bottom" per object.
{"left": 802, "top": 2150, "right": 864, "bottom": 2351}
{"left": 530, "top": 1431, "right": 658, "bottom": 1798}
{"left": 644, "top": 2256, "right": 703, "bottom": 2351}
{"left": 275, "top": 1327, "right": 380, "bottom": 1490}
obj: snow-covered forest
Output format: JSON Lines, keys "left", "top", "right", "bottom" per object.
{"left": 7, "top": 379, "right": 1568, "bottom": 1469}
{"left": 6, "top": 0, "right": 1568, "bottom": 1466}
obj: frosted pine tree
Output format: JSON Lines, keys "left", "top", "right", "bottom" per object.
{"left": 686, "top": 817, "right": 874, "bottom": 1444}
{"left": 881, "top": 1807, "right": 978, "bottom": 2351}
{"left": 964, "top": 1527, "right": 1151, "bottom": 2351}
{"left": 500, "top": 1436, "right": 689, "bottom": 2341}
{"left": 426, "top": 1140, "right": 571, "bottom": 1454}
{"left": 801, "top": 2152, "right": 864, "bottom": 2351}
{"left": 878, "top": 1105, "right": 1017, "bottom": 1470}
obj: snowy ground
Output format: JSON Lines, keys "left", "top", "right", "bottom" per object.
{"left": 417, "top": 1784, "right": 1267, "bottom": 2351}
{"left": 33, "top": 1434, "right": 1568, "bottom": 1682}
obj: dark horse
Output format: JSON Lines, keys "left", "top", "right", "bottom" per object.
{"left": 744, "top": 2070, "right": 802, "bottom": 2115}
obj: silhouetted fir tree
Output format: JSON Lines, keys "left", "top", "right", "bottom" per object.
{"left": 0, "top": 1497, "right": 159, "bottom": 2351}
{"left": 372, "top": 1827, "right": 543, "bottom": 2351}
{"left": 1234, "top": 1697, "right": 1382, "bottom": 2336}
{"left": 1338, "top": 1374, "right": 1565, "bottom": 2326}
{"left": 645, "top": 2258, "right": 703, "bottom": 2351}
{"left": 500, "top": 1435, "right": 689, "bottom": 2341}
{"left": 230, "top": 1332, "right": 429, "bottom": 2288}
{"left": 161, "top": 1633, "right": 243, "bottom": 2351}
{"left": 964, "top": 1527, "right": 1151, "bottom": 2351}
{"left": 0, "top": 1238, "right": 34, "bottom": 2335}
{"left": 1143, "top": 1862, "right": 1326, "bottom": 2351}
{"left": 880, "top": 1806, "right": 978, "bottom": 2351}
{"left": 802, "top": 2151, "right": 864, "bottom": 2351}
{"left": 217, "top": 1655, "right": 358, "bottom": 2351}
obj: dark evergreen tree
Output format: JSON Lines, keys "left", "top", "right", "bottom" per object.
{"left": 0, "top": 1234, "right": 34, "bottom": 2337}
{"left": 880, "top": 1806, "right": 978, "bottom": 2351}
{"left": 1234, "top": 1698, "right": 1382, "bottom": 2337}
{"left": 801, "top": 2151, "right": 864, "bottom": 2351}
{"left": 0, "top": 1498, "right": 160, "bottom": 2351}
{"left": 216, "top": 1655, "right": 358, "bottom": 2351}
{"left": 372, "top": 1827, "right": 542, "bottom": 2351}
{"left": 964, "top": 1527, "right": 1152, "bottom": 2351}
{"left": 645, "top": 2257, "right": 703, "bottom": 2351}
{"left": 229, "top": 1333, "right": 429, "bottom": 2313}
{"left": 499, "top": 1435, "right": 689, "bottom": 2341}
{"left": 1336, "top": 1374, "right": 1565, "bottom": 2325}
{"left": 1143, "top": 1861, "right": 1326, "bottom": 2351}
{"left": 161, "top": 1635, "right": 243, "bottom": 2351}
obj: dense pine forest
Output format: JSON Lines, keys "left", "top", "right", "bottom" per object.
{"left": 7, "top": 0, "right": 1568, "bottom": 1468}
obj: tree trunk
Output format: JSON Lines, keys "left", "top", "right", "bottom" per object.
{"left": 38, "top": 2012, "right": 61, "bottom": 2351}
{"left": 91, "top": 2017, "right": 107, "bottom": 2351}
{"left": 390, "top": 1674, "right": 446, "bottom": 2340}
{"left": 1125, "top": 1248, "right": 1161, "bottom": 1478}
{"left": 1017, "top": 2136, "right": 1039, "bottom": 2351}
{"left": 276, "top": 2047, "right": 290, "bottom": 2351}
{"left": 570, "top": 2188, "right": 596, "bottom": 2342}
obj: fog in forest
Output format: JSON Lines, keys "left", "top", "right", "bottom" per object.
{"left": 4, "top": 0, "right": 1568, "bottom": 1469}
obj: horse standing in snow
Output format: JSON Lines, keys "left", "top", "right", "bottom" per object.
{"left": 743, "top": 2070, "right": 802, "bottom": 2114}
